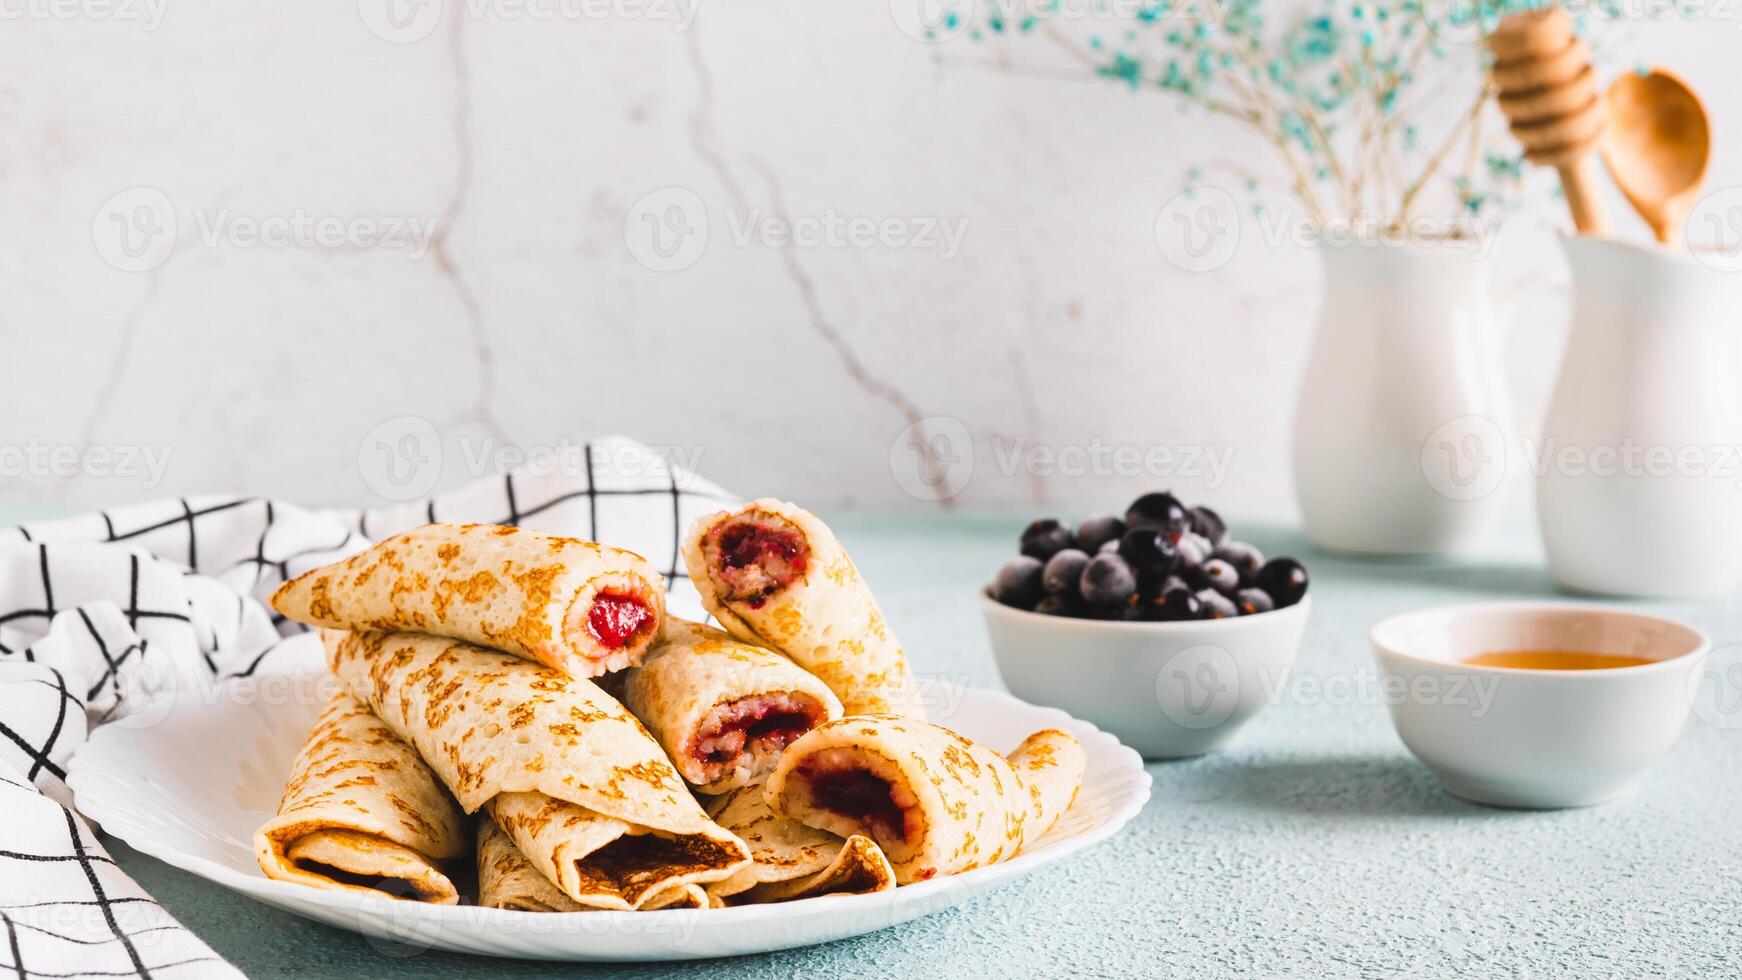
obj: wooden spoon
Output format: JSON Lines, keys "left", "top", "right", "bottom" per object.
{"left": 1601, "top": 69, "right": 1711, "bottom": 245}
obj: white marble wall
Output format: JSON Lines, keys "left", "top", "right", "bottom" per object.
{"left": 1, "top": 1, "right": 1737, "bottom": 518}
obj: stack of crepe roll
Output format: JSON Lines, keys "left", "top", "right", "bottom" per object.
{"left": 255, "top": 504, "right": 1088, "bottom": 911}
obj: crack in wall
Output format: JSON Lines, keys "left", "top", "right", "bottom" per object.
{"left": 76, "top": 269, "right": 164, "bottom": 461}
{"left": 748, "top": 156, "right": 943, "bottom": 457}
{"left": 684, "top": 26, "right": 954, "bottom": 505}
{"left": 685, "top": 26, "right": 747, "bottom": 210}
{"left": 76, "top": 183, "right": 248, "bottom": 458}
{"left": 432, "top": 10, "right": 506, "bottom": 443}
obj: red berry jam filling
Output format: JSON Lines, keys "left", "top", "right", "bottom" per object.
{"left": 800, "top": 765, "right": 910, "bottom": 845}
{"left": 709, "top": 517, "right": 810, "bottom": 605}
{"left": 586, "top": 591, "right": 654, "bottom": 650}
{"left": 690, "top": 693, "right": 825, "bottom": 777}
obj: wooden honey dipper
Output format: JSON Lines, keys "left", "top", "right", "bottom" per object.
{"left": 1486, "top": 6, "right": 1610, "bottom": 235}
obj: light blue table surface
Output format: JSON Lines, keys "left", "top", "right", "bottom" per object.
{"left": 29, "top": 509, "right": 1742, "bottom": 978}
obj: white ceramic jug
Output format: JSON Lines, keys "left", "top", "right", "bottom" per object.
{"left": 1537, "top": 238, "right": 1742, "bottom": 597}
{"left": 1292, "top": 239, "right": 1514, "bottom": 555}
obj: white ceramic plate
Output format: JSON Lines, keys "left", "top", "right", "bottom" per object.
{"left": 68, "top": 670, "right": 1150, "bottom": 962}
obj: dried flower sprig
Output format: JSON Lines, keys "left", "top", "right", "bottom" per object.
{"left": 951, "top": 0, "right": 1622, "bottom": 236}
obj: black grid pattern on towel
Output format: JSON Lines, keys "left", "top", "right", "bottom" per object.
{"left": 0, "top": 497, "right": 359, "bottom": 652}
{"left": 0, "top": 438, "right": 731, "bottom": 977}
{"left": 0, "top": 668, "right": 77, "bottom": 784}
{"left": 0, "top": 441, "right": 737, "bottom": 799}
{"left": 0, "top": 777, "right": 236, "bottom": 978}
{"left": 359, "top": 447, "right": 737, "bottom": 589}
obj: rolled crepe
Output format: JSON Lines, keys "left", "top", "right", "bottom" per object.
{"left": 622, "top": 617, "right": 843, "bottom": 794}
{"left": 477, "top": 815, "right": 581, "bottom": 912}
{"left": 683, "top": 500, "right": 922, "bottom": 717}
{"left": 475, "top": 817, "right": 708, "bottom": 912}
{"left": 765, "top": 717, "right": 1086, "bottom": 884}
{"left": 703, "top": 784, "right": 894, "bottom": 904}
{"left": 274, "top": 523, "right": 665, "bottom": 677}
{"left": 644, "top": 883, "right": 710, "bottom": 910}
{"left": 325, "top": 629, "right": 750, "bottom": 910}
{"left": 255, "top": 690, "right": 466, "bottom": 903}
{"left": 483, "top": 792, "right": 739, "bottom": 912}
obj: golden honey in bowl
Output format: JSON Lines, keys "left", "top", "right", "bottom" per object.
{"left": 1463, "top": 650, "right": 1657, "bottom": 671}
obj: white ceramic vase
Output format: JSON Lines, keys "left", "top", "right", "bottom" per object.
{"left": 1536, "top": 238, "right": 1742, "bottom": 597}
{"left": 1292, "top": 239, "right": 1514, "bottom": 555}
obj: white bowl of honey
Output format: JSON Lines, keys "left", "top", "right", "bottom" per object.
{"left": 1370, "top": 601, "right": 1708, "bottom": 809}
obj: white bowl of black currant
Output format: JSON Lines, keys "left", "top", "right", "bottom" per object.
{"left": 981, "top": 492, "right": 1311, "bottom": 759}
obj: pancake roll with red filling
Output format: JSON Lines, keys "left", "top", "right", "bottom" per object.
{"left": 683, "top": 500, "right": 923, "bottom": 717}
{"left": 273, "top": 523, "right": 664, "bottom": 678}
{"left": 764, "top": 717, "right": 1086, "bottom": 884}
{"left": 324, "top": 629, "right": 750, "bottom": 910}
{"left": 622, "top": 617, "right": 843, "bottom": 795}
{"left": 255, "top": 690, "right": 467, "bottom": 903}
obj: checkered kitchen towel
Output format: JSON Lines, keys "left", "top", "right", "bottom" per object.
{"left": 0, "top": 436, "right": 736, "bottom": 977}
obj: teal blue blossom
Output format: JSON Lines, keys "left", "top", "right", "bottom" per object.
{"left": 956, "top": 0, "right": 1629, "bottom": 229}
